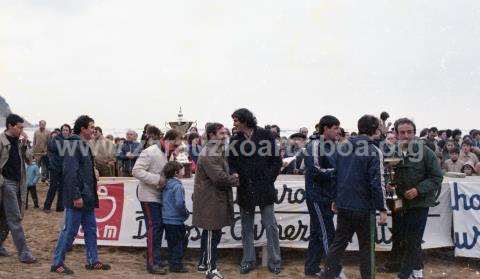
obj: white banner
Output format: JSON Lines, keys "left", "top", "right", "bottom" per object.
{"left": 74, "top": 175, "right": 454, "bottom": 251}
{"left": 450, "top": 180, "right": 480, "bottom": 258}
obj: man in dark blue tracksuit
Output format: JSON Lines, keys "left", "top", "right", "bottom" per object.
{"left": 304, "top": 115, "right": 340, "bottom": 276}
{"left": 320, "top": 115, "right": 387, "bottom": 279}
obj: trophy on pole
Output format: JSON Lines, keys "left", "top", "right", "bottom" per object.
{"left": 384, "top": 157, "right": 403, "bottom": 212}
{"left": 165, "top": 107, "right": 197, "bottom": 178}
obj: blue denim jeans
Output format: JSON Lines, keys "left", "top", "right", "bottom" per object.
{"left": 52, "top": 208, "right": 99, "bottom": 267}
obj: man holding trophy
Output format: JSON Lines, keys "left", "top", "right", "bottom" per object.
{"left": 388, "top": 118, "right": 443, "bottom": 279}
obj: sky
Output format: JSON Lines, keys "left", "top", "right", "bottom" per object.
{"left": 1, "top": 0, "right": 479, "bottom": 132}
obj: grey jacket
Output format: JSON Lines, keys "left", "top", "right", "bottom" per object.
{"left": 0, "top": 132, "right": 27, "bottom": 216}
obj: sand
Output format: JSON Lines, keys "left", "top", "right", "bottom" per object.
{"left": 0, "top": 183, "right": 479, "bottom": 279}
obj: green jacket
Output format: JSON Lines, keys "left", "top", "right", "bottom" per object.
{"left": 394, "top": 141, "right": 443, "bottom": 209}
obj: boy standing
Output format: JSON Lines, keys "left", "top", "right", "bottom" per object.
{"left": 25, "top": 158, "right": 40, "bottom": 209}
{"left": 162, "top": 161, "right": 189, "bottom": 273}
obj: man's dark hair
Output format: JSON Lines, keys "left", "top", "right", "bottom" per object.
{"left": 452, "top": 129, "right": 462, "bottom": 139}
{"left": 73, "top": 115, "right": 94, "bottom": 135}
{"left": 446, "top": 129, "right": 452, "bottom": 139}
{"left": 163, "top": 161, "right": 184, "bottom": 179}
{"left": 95, "top": 126, "right": 103, "bottom": 134}
{"left": 471, "top": 129, "right": 480, "bottom": 137}
{"left": 380, "top": 111, "right": 390, "bottom": 121}
{"left": 232, "top": 108, "right": 257, "bottom": 128}
{"left": 450, "top": 147, "right": 460, "bottom": 154}
{"left": 429, "top": 127, "right": 438, "bottom": 133}
{"left": 6, "top": 114, "right": 24, "bottom": 129}
{"left": 60, "top": 124, "right": 72, "bottom": 132}
{"left": 187, "top": 132, "right": 200, "bottom": 145}
{"left": 164, "top": 129, "right": 182, "bottom": 141}
{"left": 318, "top": 115, "right": 340, "bottom": 134}
{"left": 270, "top": 125, "right": 281, "bottom": 134}
{"left": 419, "top": 128, "right": 429, "bottom": 138}
{"left": 146, "top": 125, "right": 163, "bottom": 139}
{"left": 394, "top": 118, "right": 417, "bottom": 134}
{"left": 206, "top": 123, "right": 224, "bottom": 140}
{"left": 462, "top": 139, "right": 474, "bottom": 147}
{"left": 357, "top": 115, "right": 380, "bottom": 136}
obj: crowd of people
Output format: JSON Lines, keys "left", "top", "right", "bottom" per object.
{"left": 0, "top": 108, "right": 476, "bottom": 279}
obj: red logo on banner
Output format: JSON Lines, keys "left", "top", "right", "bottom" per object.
{"left": 77, "top": 183, "right": 124, "bottom": 241}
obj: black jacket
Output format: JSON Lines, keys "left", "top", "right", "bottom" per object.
{"left": 228, "top": 127, "right": 282, "bottom": 210}
{"left": 63, "top": 135, "right": 99, "bottom": 210}
{"left": 48, "top": 135, "right": 67, "bottom": 175}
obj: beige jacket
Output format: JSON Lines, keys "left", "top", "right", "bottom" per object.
{"left": 0, "top": 132, "right": 27, "bottom": 215}
{"left": 33, "top": 129, "right": 50, "bottom": 155}
{"left": 132, "top": 144, "right": 169, "bottom": 203}
{"left": 459, "top": 151, "right": 479, "bottom": 166}
{"left": 91, "top": 138, "right": 116, "bottom": 164}
{"left": 442, "top": 159, "right": 464, "bottom": 173}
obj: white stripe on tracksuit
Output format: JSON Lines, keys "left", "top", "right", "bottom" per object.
{"left": 207, "top": 230, "right": 213, "bottom": 272}
{"left": 313, "top": 202, "right": 330, "bottom": 255}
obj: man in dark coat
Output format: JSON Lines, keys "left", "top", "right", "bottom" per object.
{"left": 192, "top": 123, "right": 239, "bottom": 279}
{"left": 228, "top": 108, "right": 282, "bottom": 275}
{"left": 44, "top": 124, "right": 71, "bottom": 212}
{"left": 51, "top": 115, "right": 110, "bottom": 275}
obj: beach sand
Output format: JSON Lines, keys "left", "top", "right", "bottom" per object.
{"left": 1, "top": 183, "right": 478, "bottom": 279}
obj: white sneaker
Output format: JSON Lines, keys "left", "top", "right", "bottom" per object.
{"left": 411, "top": 269, "right": 424, "bottom": 279}
{"left": 206, "top": 269, "right": 224, "bottom": 279}
{"left": 336, "top": 271, "right": 348, "bottom": 279}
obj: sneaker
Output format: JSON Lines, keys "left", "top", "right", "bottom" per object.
{"left": 198, "top": 264, "right": 207, "bottom": 272}
{"left": 411, "top": 269, "right": 424, "bottom": 279}
{"left": 206, "top": 269, "right": 224, "bottom": 279}
{"left": 268, "top": 267, "right": 282, "bottom": 275}
{"left": 85, "top": 262, "right": 111, "bottom": 270}
{"left": 239, "top": 263, "right": 256, "bottom": 274}
{"left": 148, "top": 265, "right": 168, "bottom": 275}
{"left": 0, "top": 246, "right": 9, "bottom": 257}
{"left": 51, "top": 264, "right": 74, "bottom": 275}
{"left": 20, "top": 252, "right": 37, "bottom": 264}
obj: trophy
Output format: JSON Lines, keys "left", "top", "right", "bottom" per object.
{"left": 165, "top": 107, "right": 197, "bottom": 178}
{"left": 384, "top": 157, "right": 403, "bottom": 212}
